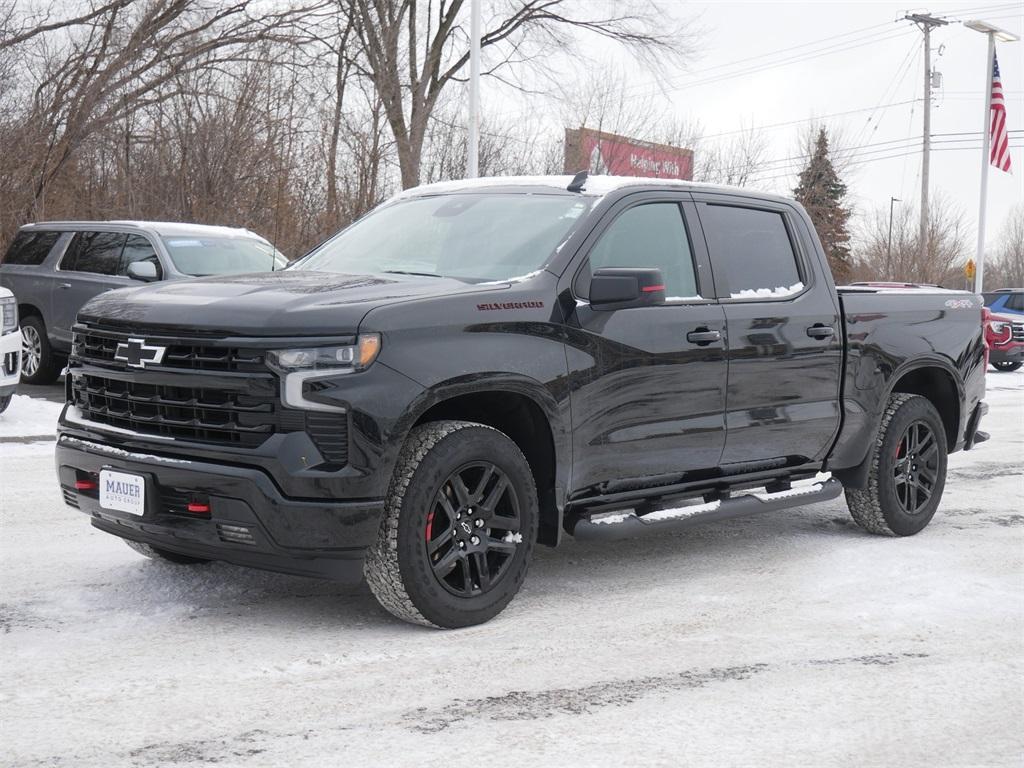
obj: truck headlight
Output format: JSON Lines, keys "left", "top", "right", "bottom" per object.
{"left": 0, "top": 296, "right": 17, "bottom": 336}
{"left": 988, "top": 320, "right": 1011, "bottom": 340}
{"left": 268, "top": 334, "right": 381, "bottom": 373}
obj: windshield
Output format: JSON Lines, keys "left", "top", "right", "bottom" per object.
{"left": 294, "top": 193, "right": 593, "bottom": 282}
{"left": 162, "top": 235, "right": 286, "bottom": 276}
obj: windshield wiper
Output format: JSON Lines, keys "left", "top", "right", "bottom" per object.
{"left": 382, "top": 270, "right": 444, "bottom": 278}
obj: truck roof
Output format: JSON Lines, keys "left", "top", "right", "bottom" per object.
{"left": 20, "top": 220, "right": 270, "bottom": 242}
{"left": 393, "top": 174, "right": 795, "bottom": 205}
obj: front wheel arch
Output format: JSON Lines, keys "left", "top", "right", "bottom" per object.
{"left": 401, "top": 381, "right": 565, "bottom": 547}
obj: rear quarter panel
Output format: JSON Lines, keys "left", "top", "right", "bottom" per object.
{"left": 830, "top": 290, "right": 986, "bottom": 470}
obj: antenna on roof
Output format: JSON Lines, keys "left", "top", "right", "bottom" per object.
{"left": 567, "top": 170, "right": 588, "bottom": 193}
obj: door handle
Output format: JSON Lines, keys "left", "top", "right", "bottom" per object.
{"left": 59, "top": 282, "right": 72, "bottom": 289}
{"left": 686, "top": 328, "right": 722, "bottom": 345}
{"left": 806, "top": 324, "right": 835, "bottom": 339}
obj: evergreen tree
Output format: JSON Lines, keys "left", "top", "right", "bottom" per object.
{"left": 794, "top": 128, "right": 852, "bottom": 282}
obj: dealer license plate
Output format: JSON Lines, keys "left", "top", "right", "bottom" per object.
{"left": 99, "top": 470, "right": 145, "bottom": 516}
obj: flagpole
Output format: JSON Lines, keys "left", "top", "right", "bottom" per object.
{"left": 975, "top": 33, "right": 995, "bottom": 294}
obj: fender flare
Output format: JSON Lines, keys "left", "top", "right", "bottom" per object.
{"left": 833, "top": 354, "right": 965, "bottom": 489}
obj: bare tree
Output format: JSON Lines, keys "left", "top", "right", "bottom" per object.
{"left": 349, "top": 0, "right": 692, "bottom": 189}
{"left": 985, "top": 206, "right": 1024, "bottom": 289}
{"left": 1, "top": 1, "right": 320, "bottom": 234}
{"left": 853, "top": 194, "right": 970, "bottom": 287}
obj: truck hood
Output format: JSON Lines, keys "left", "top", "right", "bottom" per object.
{"left": 78, "top": 271, "right": 505, "bottom": 336}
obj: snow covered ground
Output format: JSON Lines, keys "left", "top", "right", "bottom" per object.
{"left": 0, "top": 394, "right": 63, "bottom": 439}
{"left": 1, "top": 374, "right": 1022, "bottom": 767}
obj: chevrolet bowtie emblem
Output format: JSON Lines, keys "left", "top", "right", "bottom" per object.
{"left": 114, "top": 338, "right": 167, "bottom": 369}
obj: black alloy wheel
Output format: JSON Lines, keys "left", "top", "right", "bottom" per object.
{"left": 425, "top": 462, "right": 522, "bottom": 597}
{"left": 892, "top": 420, "right": 940, "bottom": 515}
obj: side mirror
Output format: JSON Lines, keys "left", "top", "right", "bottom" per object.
{"left": 127, "top": 261, "right": 158, "bottom": 282}
{"left": 589, "top": 267, "right": 666, "bottom": 309}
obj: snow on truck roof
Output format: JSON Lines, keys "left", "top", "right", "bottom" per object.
{"left": 392, "top": 174, "right": 794, "bottom": 204}
{"left": 23, "top": 220, "right": 270, "bottom": 242}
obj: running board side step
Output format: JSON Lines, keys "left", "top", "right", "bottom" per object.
{"left": 571, "top": 477, "right": 844, "bottom": 542}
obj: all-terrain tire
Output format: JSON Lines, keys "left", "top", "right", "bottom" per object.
{"left": 992, "top": 361, "right": 1022, "bottom": 372}
{"left": 20, "top": 315, "right": 61, "bottom": 385}
{"left": 364, "top": 420, "right": 538, "bottom": 629}
{"left": 124, "top": 539, "right": 211, "bottom": 564}
{"left": 0, "top": 394, "right": 10, "bottom": 414}
{"left": 845, "top": 393, "right": 948, "bottom": 536}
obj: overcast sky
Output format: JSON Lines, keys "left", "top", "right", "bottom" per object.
{"left": 484, "top": 0, "right": 1023, "bottom": 252}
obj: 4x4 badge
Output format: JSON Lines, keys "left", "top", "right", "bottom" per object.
{"left": 114, "top": 338, "right": 167, "bottom": 368}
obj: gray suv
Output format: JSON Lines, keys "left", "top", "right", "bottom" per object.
{"left": 0, "top": 221, "right": 285, "bottom": 384}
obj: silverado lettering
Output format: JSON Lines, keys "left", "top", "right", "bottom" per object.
{"left": 477, "top": 301, "right": 545, "bottom": 310}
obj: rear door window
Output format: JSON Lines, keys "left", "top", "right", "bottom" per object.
{"left": 119, "top": 234, "right": 162, "bottom": 278}
{"left": 2, "top": 230, "right": 61, "bottom": 265}
{"left": 699, "top": 204, "right": 804, "bottom": 299}
{"left": 60, "top": 232, "right": 126, "bottom": 275}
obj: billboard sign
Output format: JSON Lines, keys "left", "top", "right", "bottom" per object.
{"left": 564, "top": 127, "right": 694, "bottom": 180}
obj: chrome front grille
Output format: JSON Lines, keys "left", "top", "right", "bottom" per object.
{"left": 1012, "top": 321, "right": 1024, "bottom": 342}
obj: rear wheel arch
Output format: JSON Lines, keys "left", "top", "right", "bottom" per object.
{"left": 408, "top": 386, "right": 562, "bottom": 547}
{"left": 887, "top": 363, "right": 961, "bottom": 449}
{"left": 834, "top": 360, "right": 962, "bottom": 490}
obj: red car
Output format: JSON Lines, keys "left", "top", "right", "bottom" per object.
{"left": 985, "top": 309, "right": 1024, "bottom": 372}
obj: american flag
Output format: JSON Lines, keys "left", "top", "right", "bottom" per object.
{"left": 990, "top": 51, "right": 1012, "bottom": 173}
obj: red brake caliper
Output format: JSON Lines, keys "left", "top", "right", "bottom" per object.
{"left": 425, "top": 510, "right": 435, "bottom": 542}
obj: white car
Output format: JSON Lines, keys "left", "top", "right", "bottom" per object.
{"left": 0, "top": 286, "right": 20, "bottom": 413}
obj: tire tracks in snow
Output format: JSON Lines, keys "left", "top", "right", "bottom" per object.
{"left": 402, "top": 652, "right": 930, "bottom": 733}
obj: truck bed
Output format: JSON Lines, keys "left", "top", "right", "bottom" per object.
{"left": 828, "top": 286, "right": 987, "bottom": 472}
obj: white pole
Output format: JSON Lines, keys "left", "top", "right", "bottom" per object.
{"left": 920, "top": 23, "right": 932, "bottom": 266}
{"left": 975, "top": 32, "right": 995, "bottom": 294}
{"left": 466, "top": 0, "right": 481, "bottom": 178}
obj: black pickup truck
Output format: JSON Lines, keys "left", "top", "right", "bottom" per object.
{"left": 55, "top": 174, "right": 989, "bottom": 628}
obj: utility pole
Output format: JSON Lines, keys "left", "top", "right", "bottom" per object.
{"left": 466, "top": 0, "right": 481, "bottom": 178}
{"left": 887, "top": 196, "right": 900, "bottom": 277}
{"left": 904, "top": 13, "right": 948, "bottom": 265}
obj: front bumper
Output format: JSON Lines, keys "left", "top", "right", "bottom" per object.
{"left": 56, "top": 434, "right": 384, "bottom": 582}
{"left": 0, "top": 329, "right": 20, "bottom": 390}
{"left": 990, "top": 342, "right": 1024, "bottom": 364}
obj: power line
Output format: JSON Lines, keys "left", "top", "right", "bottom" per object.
{"left": 487, "top": 23, "right": 915, "bottom": 124}
{"left": 698, "top": 99, "right": 921, "bottom": 140}
{"left": 748, "top": 141, "right": 1023, "bottom": 186}
{"left": 748, "top": 139, "right": 1022, "bottom": 185}
{"left": 594, "top": 28, "right": 916, "bottom": 107}
{"left": 850, "top": 39, "right": 920, "bottom": 151}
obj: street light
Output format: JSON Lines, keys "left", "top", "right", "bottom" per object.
{"left": 964, "top": 19, "right": 1019, "bottom": 42}
{"left": 964, "top": 19, "right": 1019, "bottom": 293}
{"left": 887, "top": 196, "right": 901, "bottom": 278}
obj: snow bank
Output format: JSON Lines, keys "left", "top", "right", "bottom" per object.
{"left": 0, "top": 395, "right": 62, "bottom": 438}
